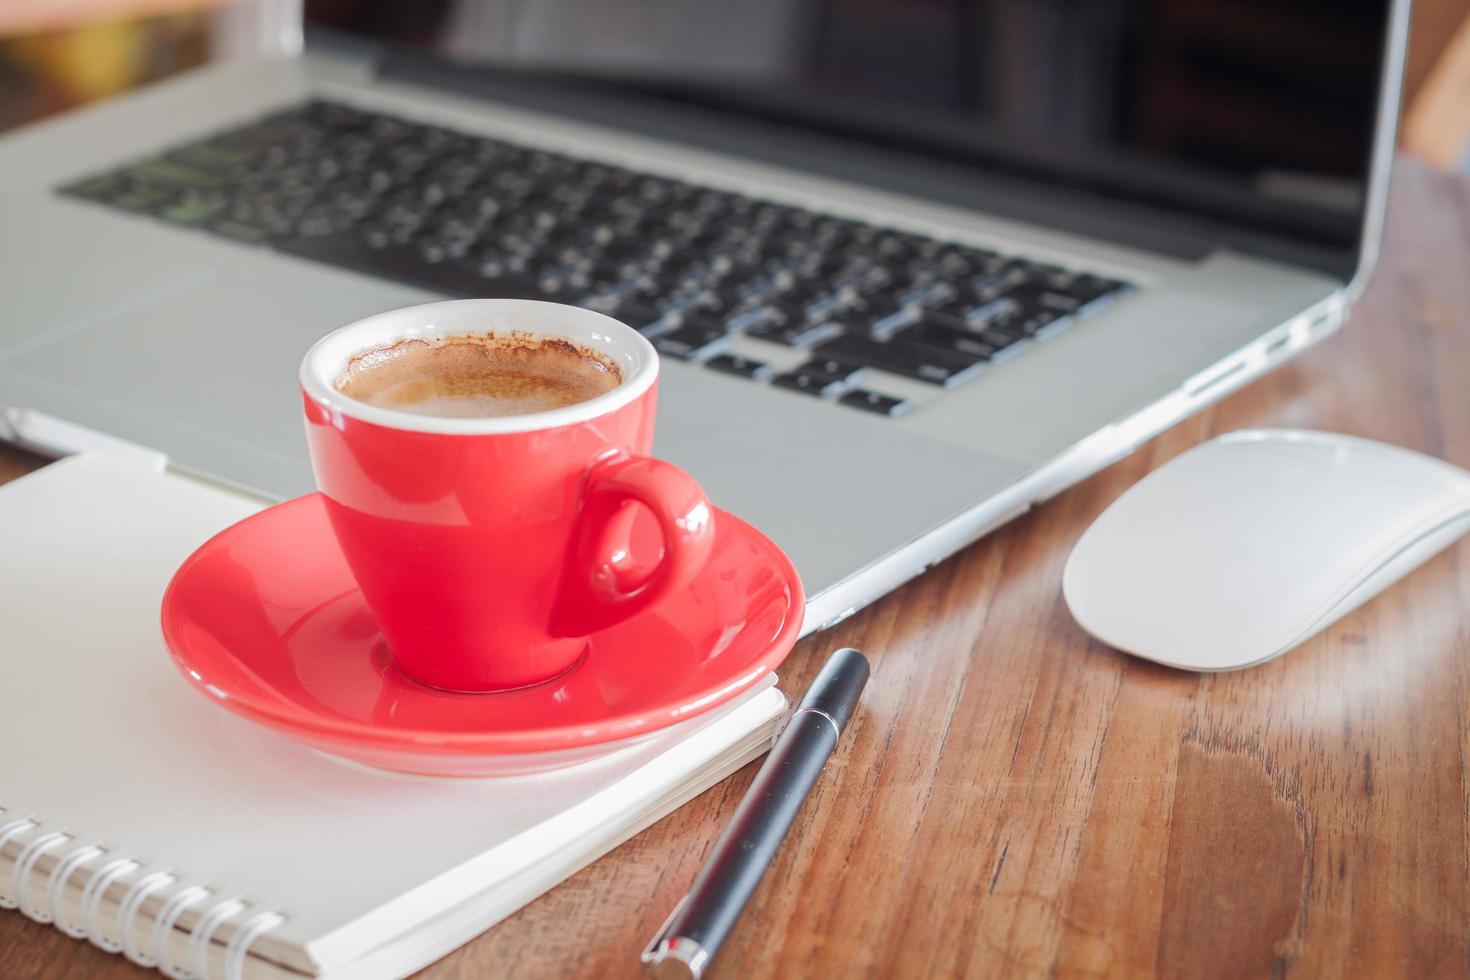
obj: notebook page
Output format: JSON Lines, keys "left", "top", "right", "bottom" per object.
{"left": 30, "top": 686, "right": 782, "bottom": 980}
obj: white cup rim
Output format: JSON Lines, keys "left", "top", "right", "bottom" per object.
{"left": 299, "top": 299, "right": 659, "bottom": 435}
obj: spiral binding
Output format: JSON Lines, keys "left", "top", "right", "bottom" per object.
{"left": 0, "top": 808, "right": 286, "bottom": 980}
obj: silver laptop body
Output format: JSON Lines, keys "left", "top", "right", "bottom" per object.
{"left": 0, "top": 1, "right": 1409, "bottom": 634}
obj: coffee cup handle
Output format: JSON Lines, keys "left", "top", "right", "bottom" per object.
{"left": 551, "top": 454, "right": 717, "bottom": 637}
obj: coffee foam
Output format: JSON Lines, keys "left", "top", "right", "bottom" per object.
{"left": 334, "top": 333, "right": 623, "bottom": 419}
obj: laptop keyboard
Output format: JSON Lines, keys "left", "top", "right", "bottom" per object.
{"left": 59, "top": 99, "right": 1134, "bottom": 418}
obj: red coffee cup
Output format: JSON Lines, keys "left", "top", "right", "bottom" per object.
{"left": 299, "top": 299, "right": 716, "bottom": 693}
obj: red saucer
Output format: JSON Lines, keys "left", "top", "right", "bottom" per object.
{"left": 160, "top": 493, "right": 803, "bottom": 776}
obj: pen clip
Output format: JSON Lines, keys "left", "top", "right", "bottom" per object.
{"left": 641, "top": 893, "right": 689, "bottom": 963}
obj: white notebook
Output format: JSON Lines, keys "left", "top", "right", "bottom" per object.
{"left": 0, "top": 454, "right": 786, "bottom": 980}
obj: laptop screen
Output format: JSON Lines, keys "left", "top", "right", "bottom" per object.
{"left": 305, "top": 0, "right": 1395, "bottom": 276}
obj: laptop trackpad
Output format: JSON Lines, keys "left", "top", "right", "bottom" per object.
{"left": 0, "top": 195, "right": 223, "bottom": 356}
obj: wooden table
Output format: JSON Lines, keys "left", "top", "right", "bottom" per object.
{"left": 3, "top": 158, "right": 1468, "bottom": 979}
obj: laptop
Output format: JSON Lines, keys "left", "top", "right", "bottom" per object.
{"left": 0, "top": 0, "right": 1408, "bottom": 635}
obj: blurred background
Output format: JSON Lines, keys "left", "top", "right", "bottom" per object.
{"left": 0, "top": 0, "right": 1467, "bottom": 171}
{"left": 0, "top": 1, "right": 263, "bottom": 126}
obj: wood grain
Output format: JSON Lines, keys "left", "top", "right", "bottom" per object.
{"left": 1, "top": 158, "right": 1468, "bottom": 979}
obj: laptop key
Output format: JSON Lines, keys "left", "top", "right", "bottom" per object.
{"left": 653, "top": 321, "right": 730, "bottom": 361}
{"left": 971, "top": 263, "right": 1025, "bottom": 297}
{"left": 799, "top": 358, "right": 864, "bottom": 383}
{"left": 853, "top": 293, "right": 906, "bottom": 321}
{"left": 1030, "top": 312, "right": 1076, "bottom": 341}
{"left": 772, "top": 371, "right": 848, "bottom": 398}
{"left": 208, "top": 218, "right": 275, "bottom": 244}
{"left": 815, "top": 332, "right": 984, "bottom": 387}
{"left": 737, "top": 299, "right": 835, "bottom": 341}
{"left": 902, "top": 320, "right": 1001, "bottom": 360}
{"left": 60, "top": 173, "right": 131, "bottom": 203}
{"left": 1012, "top": 307, "right": 1068, "bottom": 337}
{"left": 157, "top": 196, "right": 228, "bottom": 227}
{"left": 104, "top": 184, "right": 179, "bottom": 215}
{"left": 973, "top": 325, "right": 1030, "bottom": 362}
{"left": 771, "top": 358, "right": 864, "bottom": 398}
{"left": 682, "top": 287, "right": 748, "bottom": 319}
{"left": 704, "top": 353, "right": 775, "bottom": 380}
{"left": 746, "top": 318, "right": 841, "bottom": 347}
{"left": 917, "top": 307, "right": 975, "bottom": 335}
{"left": 607, "top": 303, "right": 669, "bottom": 334}
{"left": 1052, "top": 273, "right": 1133, "bottom": 310}
{"left": 983, "top": 281, "right": 1083, "bottom": 315}
{"left": 839, "top": 389, "right": 911, "bottom": 417}
{"left": 635, "top": 312, "right": 682, "bottom": 339}
{"left": 580, "top": 290, "right": 648, "bottom": 318}
{"left": 848, "top": 294, "right": 913, "bottom": 335}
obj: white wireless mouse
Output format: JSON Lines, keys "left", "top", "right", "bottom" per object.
{"left": 1063, "top": 429, "right": 1470, "bottom": 671}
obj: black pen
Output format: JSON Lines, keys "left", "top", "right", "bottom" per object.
{"left": 642, "top": 647, "right": 870, "bottom": 979}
